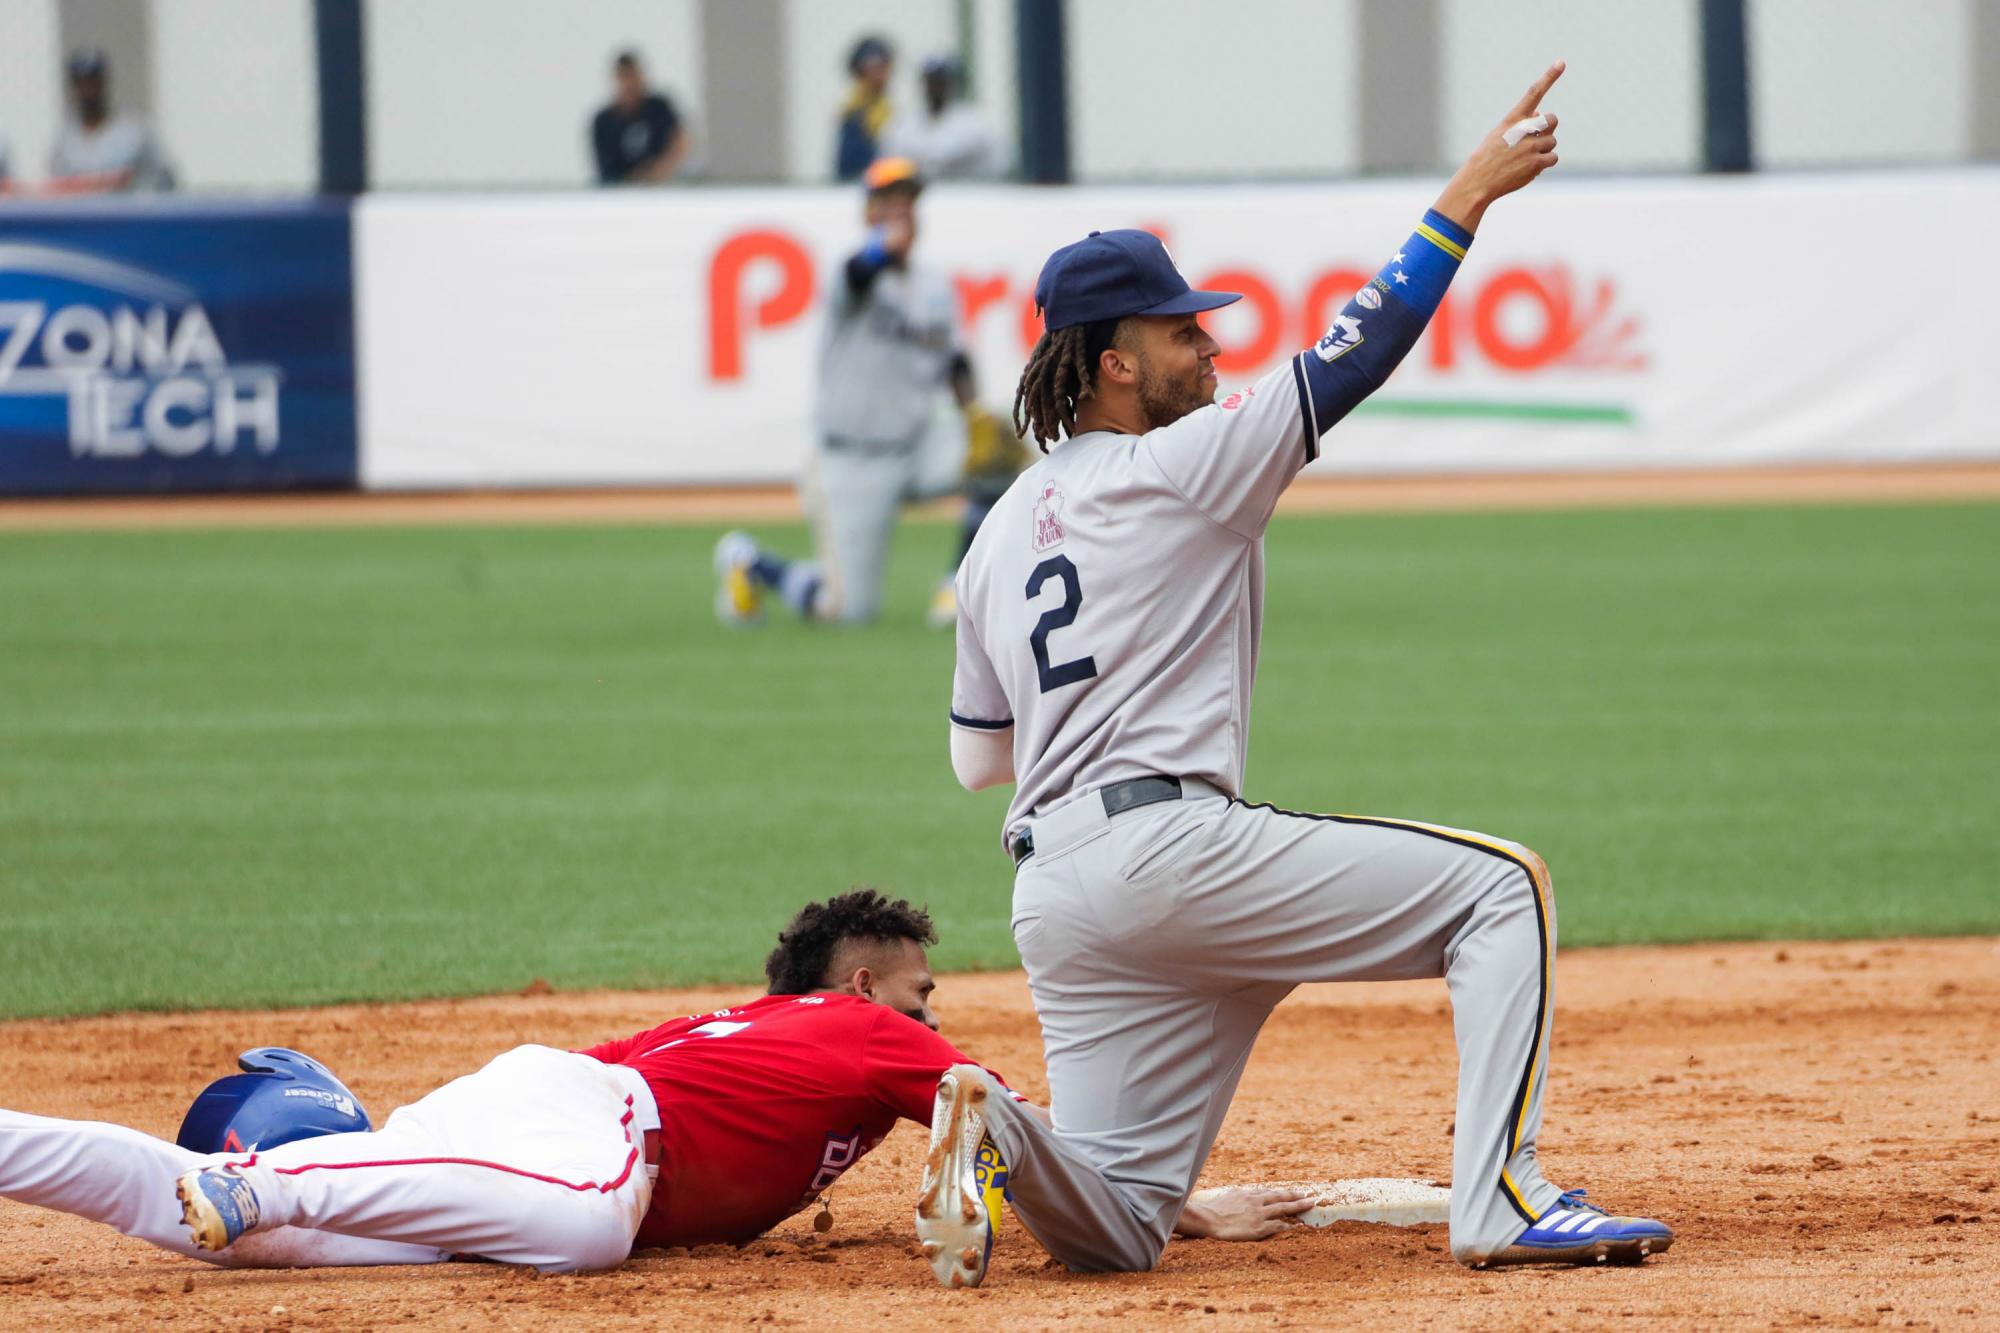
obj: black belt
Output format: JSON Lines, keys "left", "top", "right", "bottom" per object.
{"left": 1011, "top": 776, "right": 1183, "bottom": 865}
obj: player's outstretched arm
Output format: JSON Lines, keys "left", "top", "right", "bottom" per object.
{"left": 1005, "top": 1100, "right": 1312, "bottom": 1242}
{"left": 1433, "top": 60, "right": 1564, "bottom": 234}
{"left": 1146, "top": 61, "right": 1568, "bottom": 538}
{"left": 1174, "top": 1185, "right": 1317, "bottom": 1241}
{"left": 1284, "top": 60, "right": 1565, "bottom": 446}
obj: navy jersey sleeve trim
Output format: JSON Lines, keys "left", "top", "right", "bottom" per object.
{"left": 949, "top": 711, "right": 1014, "bottom": 731}
{"left": 1290, "top": 353, "right": 1321, "bottom": 463}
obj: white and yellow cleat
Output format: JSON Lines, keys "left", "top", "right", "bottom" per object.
{"left": 926, "top": 578, "right": 958, "bottom": 630}
{"left": 712, "top": 530, "right": 765, "bottom": 627}
{"left": 915, "top": 1065, "right": 996, "bottom": 1288}
{"left": 175, "top": 1165, "right": 263, "bottom": 1252}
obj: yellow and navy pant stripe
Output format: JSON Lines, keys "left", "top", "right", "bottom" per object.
{"left": 1236, "top": 801, "right": 1554, "bottom": 1226}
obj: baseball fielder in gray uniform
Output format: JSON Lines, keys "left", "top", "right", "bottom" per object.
{"left": 912, "top": 63, "right": 1675, "bottom": 1287}
{"left": 717, "top": 156, "right": 1018, "bottom": 628}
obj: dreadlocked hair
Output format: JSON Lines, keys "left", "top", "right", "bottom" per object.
{"left": 763, "top": 888, "right": 938, "bottom": 995}
{"left": 1013, "top": 317, "right": 1124, "bottom": 449}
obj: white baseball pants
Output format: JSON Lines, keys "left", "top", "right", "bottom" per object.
{"left": 0, "top": 1106, "right": 444, "bottom": 1268}
{"left": 999, "top": 780, "right": 1563, "bottom": 1269}
{"left": 0, "top": 1045, "right": 655, "bottom": 1273}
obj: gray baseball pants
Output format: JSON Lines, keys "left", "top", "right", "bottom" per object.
{"left": 975, "top": 778, "right": 1562, "bottom": 1270}
{"left": 802, "top": 415, "right": 964, "bottom": 623}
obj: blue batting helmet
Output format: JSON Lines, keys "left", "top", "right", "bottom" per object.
{"left": 176, "top": 1048, "right": 372, "bottom": 1155}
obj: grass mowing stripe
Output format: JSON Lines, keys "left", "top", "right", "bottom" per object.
{"left": 0, "top": 502, "right": 1994, "bottom": 1017}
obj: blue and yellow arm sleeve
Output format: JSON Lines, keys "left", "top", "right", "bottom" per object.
{"left": 1289, "top": 209, "right": 1472, "bottom": 460}
{"left": 844, "top": 228, "right": 894, "bottom": 301}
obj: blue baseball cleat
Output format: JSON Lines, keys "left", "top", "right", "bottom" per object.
{"left": 1481, "top": 1190, "right": 1673, "bottom": 1267}
{"left": 175, "top": 1165, "right": 264, "bottom": 1252}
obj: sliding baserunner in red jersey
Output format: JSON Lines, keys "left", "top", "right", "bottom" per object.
{"left": 0, "top": 892, "right": 1306, "bottom": 1273}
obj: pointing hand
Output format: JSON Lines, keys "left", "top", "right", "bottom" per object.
{"left": 1433, "top": 60, "right": 1565, "bottom": 233}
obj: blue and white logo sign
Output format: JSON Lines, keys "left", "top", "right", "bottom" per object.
{"left": 0, "top": 203, "right": 355, "bottom": 494}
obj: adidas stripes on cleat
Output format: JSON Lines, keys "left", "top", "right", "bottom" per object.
{"left": 1480, "top": 1190, "right": 1673, "bottom": 1267}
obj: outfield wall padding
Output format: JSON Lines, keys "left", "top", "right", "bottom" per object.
{"left": 6, "top": 175, "right": 1994, "bottom": 497}
{"left": 0, "top": 201, "right": 356, "bottom": 496}
{"left": 354, "top": 170, "right": 2000, "bottom": 490}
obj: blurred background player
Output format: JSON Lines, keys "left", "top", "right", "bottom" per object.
{"left": 48, "top": 49, "right": 174, "bottom": 194}
{"left": 880, "top": 55, "right": 1008, "bottom": 182}
{"left": 715, "top": 156, "right": 1025, "bottom": 629}
{"left": 590, "top": 49, "right": 689, "bottom": 186}
{"left": 833, "top": 35, "right": 895, "bottom": 181}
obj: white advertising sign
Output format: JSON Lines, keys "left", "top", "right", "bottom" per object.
{"left": 356, "top": 171, "right": 2000, "bottom": 489}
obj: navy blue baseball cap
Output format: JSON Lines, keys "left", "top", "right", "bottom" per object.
{"left": 1034, "top": 230, "right": 1240, "bottom": 332}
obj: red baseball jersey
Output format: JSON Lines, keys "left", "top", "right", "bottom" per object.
{"left": 580, "top": 993, "right": 998, "bottom": 1248}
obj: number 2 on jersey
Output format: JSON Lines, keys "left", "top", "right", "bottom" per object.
{"left": 1026, "top": 555, "right": 1098, "bottom": 694}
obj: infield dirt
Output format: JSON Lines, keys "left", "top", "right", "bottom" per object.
{"left": 3, "top": 938, "right": 1995, "bottom": 1330}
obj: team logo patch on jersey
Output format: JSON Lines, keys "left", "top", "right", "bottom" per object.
{"left": 1354, "top": 285, "right": 1382, "bottom": 311}
{"left": 1032, "top": 482, "right": 1066, "bottom": 552}
{"left": 1314, "top": 314, "right": 1365, "bottom": 363}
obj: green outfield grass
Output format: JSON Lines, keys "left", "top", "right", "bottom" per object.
{"left": 2, "top": 500, "right": 1996, "bottom": 1019}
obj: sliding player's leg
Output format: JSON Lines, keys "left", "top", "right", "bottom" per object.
{"left": 0, "top": 1107, "right": 442, "bottom": 1267}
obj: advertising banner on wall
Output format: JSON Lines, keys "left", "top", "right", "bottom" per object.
{"left": 357, "top": 172, "right": 2000, "bottom": 489}
{"left": 0, "top": 202, "right": 356, "bottom": 495}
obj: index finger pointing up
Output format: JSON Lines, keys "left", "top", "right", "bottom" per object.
{"left": 1513, "top": 60, "right": 1566, "bottom": 117}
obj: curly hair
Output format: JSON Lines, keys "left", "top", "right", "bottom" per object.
{"left": 1012, "top": 317, "right": 1126, "bottom": 449}
{"left": 764, "top": 889, "right": 938, "bottom": 995}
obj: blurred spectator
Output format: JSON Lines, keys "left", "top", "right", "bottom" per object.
{"left": 880, "top": 54, "right": 1007, "bottom": 181}
{"left": 591, "top": 50, "right": 689, "bottom": 185}
{"left": 834, "top": 35, "right": 894, "bottom": 181}
{"left": 49, "top": 50, "right": 175, "bottom": 193}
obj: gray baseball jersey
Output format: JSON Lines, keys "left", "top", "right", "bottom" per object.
{"left": 813, "top": 262, "right": 959, "bottom": 448}
{"left": 951, "top": 208, "right": 1475, "bottom": 840}
{"left": 950, "top": 359, "right": 1312, "bottom": 839}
